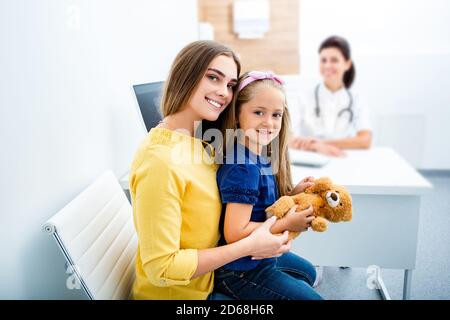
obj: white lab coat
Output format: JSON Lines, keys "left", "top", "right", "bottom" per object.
{"left": 291, "top": 82, "right": 372, "bottom": 140}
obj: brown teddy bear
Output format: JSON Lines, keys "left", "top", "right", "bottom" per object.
{"left": 265, "top": 177, "right": 352, "bottom": 240}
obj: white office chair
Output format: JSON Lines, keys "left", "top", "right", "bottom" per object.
{"left": 43, "top": 171, "right": 137, "bottom": 300}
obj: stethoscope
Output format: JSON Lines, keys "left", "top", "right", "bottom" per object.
{"left": 314, "top": 83, "right": 354, "bottom": 124}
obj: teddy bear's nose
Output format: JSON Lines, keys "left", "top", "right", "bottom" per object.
{"left": 326, "top": 191, "right": 340, "bottom": 208}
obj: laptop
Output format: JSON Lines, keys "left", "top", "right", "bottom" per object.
{"left": 289, "top": 148, "right": 330, "bottom": 168}
{"left": 132, "top": 81, "right": 164, "bottom": 132}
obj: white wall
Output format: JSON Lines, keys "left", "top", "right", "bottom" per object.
{"left": 0, "top": 0, "right": 198, "bottom": 299}
{"left": 298, "top": 0, "right": 450, "bottom": 169}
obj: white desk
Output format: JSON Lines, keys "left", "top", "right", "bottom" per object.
{"left": 119, "top": 147, "right": 432, "bottom": 299}
{"left": 290, "top": 147, "right": 432, "bottom": 299}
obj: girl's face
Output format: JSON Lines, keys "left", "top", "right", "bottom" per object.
{"left": 238, "top": 85, "right": 285, "bottom": 154}
{"left": 187, "top": 55, "right": 238, "bottom": 121}
{"left": 319, "top": 47, "right": 352, "bottom": 86}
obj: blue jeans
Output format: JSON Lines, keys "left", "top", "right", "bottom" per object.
{"left": 207, "top": 292, "right": 234, "bottom": 300}
{"left": 213, "top": 252, "right": 323, "bottom": 300}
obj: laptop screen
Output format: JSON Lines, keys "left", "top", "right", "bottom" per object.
{"left": 132, "top": 81, "right": 164, "bottom": 132}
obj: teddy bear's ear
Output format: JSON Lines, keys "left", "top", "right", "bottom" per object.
{"left": 306, "top": 177, "right": 333, "bottom": 194}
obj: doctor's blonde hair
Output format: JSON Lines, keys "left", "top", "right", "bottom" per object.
{"left": 223, "top": 73, "right": 293, "bottom": 196}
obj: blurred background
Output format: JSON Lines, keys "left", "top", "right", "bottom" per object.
{"left": 0, "top": 0, "right": 449, "bottom": 299}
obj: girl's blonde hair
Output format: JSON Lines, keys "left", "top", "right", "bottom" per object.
{"left": 223, "top": 72, "right": 293, "bottom": 196}
{"left": 161, "top": 40, "right": 241, "bottom": 136}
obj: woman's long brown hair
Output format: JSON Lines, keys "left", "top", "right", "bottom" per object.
{"left": 160, "top": 40, "right": 241, "bottom": 139}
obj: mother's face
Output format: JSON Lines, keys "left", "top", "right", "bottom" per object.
{"left": 186, "top": 55, "right": 238, "bottom": 122}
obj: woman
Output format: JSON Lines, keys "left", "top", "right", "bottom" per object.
{"left": 290, "top": 35, "right": 372, "bottom": 157}
{"left": 129, "top": 40, "right": 293, "bottom": 300}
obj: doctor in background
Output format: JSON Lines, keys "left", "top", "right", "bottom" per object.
{"left": 290, "top": 35, "right": 372, "bottom": 157}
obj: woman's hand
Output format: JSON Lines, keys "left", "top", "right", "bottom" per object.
{"left": 289, "top": 176, "right": 315, "bottom": 195}
{"left": 312, "top": 141, "right": 346, "bottom": 157}
{"left": 289, "top": 136, "right": 317, "bottom": 150}
{"left": 246, "top": 217, "right": 292, "bottom": 260}
{"left": 284, "top": 205, "right": 314, "bottom": 233}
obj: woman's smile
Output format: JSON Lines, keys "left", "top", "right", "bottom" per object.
{"left": 205, "top": 97, "right": 224, "bottom": 109}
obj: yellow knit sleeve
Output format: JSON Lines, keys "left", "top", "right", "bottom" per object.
{"left": 131, "top": 150, "right": 198, "bottom": 287}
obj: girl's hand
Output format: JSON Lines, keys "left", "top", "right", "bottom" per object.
{"left": 290, "top": 176, "right": 315, "bottom": 195}
{"left": 284, "top": 205, "right": 314, "bottom": 232}
{"left": 312, "top": 141, "right": 346, "bottom": 157}
{"left": 246, "top": 217, "right": 291, "bottom": 259}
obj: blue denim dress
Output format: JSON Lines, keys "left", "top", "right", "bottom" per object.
{"left": 217, "top": 143, "right": 278, "bottom": 271}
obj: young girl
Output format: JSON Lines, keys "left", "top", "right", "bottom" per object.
{"left": 215, "top": 71, "right": 323, "bottom": 300}
{"left": 129, "top": 42, "right": 292, "bottom": 300}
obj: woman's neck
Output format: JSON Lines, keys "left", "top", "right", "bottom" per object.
{"left": 158, "top": 109, "right": 201, "bottom": 137}
{"left": 324, "top": 80, "right": 345, "bottom": 93}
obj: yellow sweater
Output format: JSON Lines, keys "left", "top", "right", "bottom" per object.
{"left": 129, "top": 128, "right": 221, "bottom": 300}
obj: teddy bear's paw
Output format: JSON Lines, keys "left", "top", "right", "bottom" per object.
{"left": 311, "top": 217, "right": 328, "bottom": 232}
{"left": 265, "top": 196, "right": 295, "bottom": 219}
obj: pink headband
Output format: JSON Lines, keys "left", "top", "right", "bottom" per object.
{"left": 238, "top": 71, "right": 285, "bottom": 92}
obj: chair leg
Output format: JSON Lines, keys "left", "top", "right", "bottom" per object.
{"left": 313, "top": 266, "right": 324, "bottom": 288}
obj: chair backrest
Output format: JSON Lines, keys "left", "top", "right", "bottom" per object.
{"left": 43, "top": 171, "right": 137, "bottom": 300}
{"left": 132, "top": 81, "right": 164, "bottom": 133}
